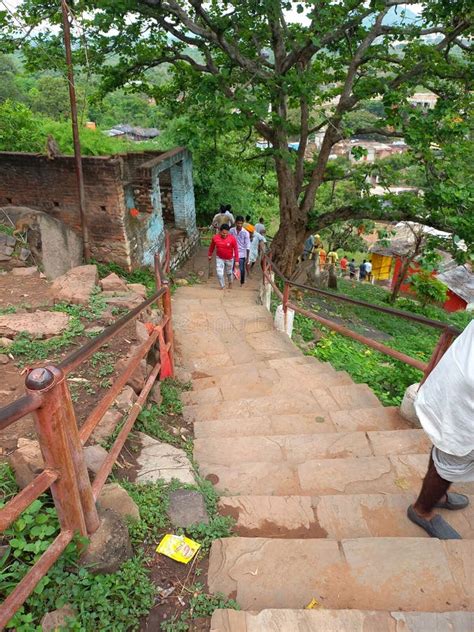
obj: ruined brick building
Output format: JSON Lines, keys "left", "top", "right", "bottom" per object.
{"left": 0, "top": 147, "right": 198, "bottom": 277}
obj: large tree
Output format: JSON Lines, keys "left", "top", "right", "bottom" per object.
{"left": 5, "top": 0, "right": 474, "bottom": 273}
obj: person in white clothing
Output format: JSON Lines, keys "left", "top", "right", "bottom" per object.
{"left": 408, "top": 321, "right": 474, "bottom": 539}
{"left": 364, "top": 259, "right": 373, "bottom": 282}
{"left": 254, "top": 217, "right": 266, "bottom": 234}
{"left": 249, "top": 229, "right": 266, "bottom": 268}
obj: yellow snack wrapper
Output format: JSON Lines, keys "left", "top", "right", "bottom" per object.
{"left": 305, "top": 597, "right": 322, "bottom": 609}
{"left": 156, "top": 534, "right": 201, "bottom": 564}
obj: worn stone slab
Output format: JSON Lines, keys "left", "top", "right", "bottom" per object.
{"left": 313, "top": 493, "right": 474, "bottom": 540}
{"left": 210, "top": 609, "right": 474, "bottom": 632}
{"left": 184, "top": 394, "right": 327, "bottom": 424}
{"left": 168, "top": 488, "right": 209, "bottom": 527}
{"left": 328, "top": 383, "right": 381, "bottom": 409}
{"left": 194, "top": 431, "right": 372, "bottom": 466}
{"left": 208, "top": 537, "right": 474, "bottom": 611}
{"left": 193, "top": 414, "right": 337, "bottom": 439}
{"left": 200, "top": 461, "right": 300, "bottom": 496}
{"left": 369, "top": 429, "right": 430, "bottom": 456}
{"left": 135, "top": 432, "right": 195, "bottom": 485}
{"left": 50, "top": 264, "right": 98, "bottom": 306}
{"left": 0, "top": 311, "right": 70, "bottom": 339}
{"left": 330, "top": 406, "right": 408, "bottom": 432}
{"left": 182, "top": 386, "right": 223, "bottom": 406}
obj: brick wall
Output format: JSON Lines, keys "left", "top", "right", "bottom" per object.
{"left": 0, "top": 152, "right": 131, "bottom": 267}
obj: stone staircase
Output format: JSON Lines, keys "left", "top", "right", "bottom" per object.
{"left": 173, "top": 276, "right": 474, "bottom": 631}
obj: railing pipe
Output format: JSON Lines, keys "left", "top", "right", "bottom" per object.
{"left": 0, "top": 469, "right": 58, "bottom": 532}
{"left": 92, "top": 359, "right": 162, "bottom": 497}
{"left": 0, "top": 393, "right": 44, "bottom": 432}
{"left": 58, "top": 288, "right": 165, "bottom": 375}
{"left": 287, "top": 300, "right": 427, "bottom": 372}
{"left": 79, "top": 327, "right": 161, "bottom": 444}
{"left": 264, "top": 256, "right": 460, "bottom": 334}
{"left": 162, "top": 282, "right": 175, "bottom": 376}
{"left": 25, "top": 368, "right": 88, "bottom": 537}
{"left": 0, "top": 530, "right": 74, "bottom": 630}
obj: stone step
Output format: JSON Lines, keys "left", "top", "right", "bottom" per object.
{"left": 190, "top": 362, "right": 341, "bottom": 391}
{"left": 183, "top": 393, "right": 336, "bottom": 424}
{"left": 211, "top": 608, "right": 474, "bottom": 632}
{"left": 208, "top": 537, "right": 474, "bottom": 612}
{"left": 217, "top": 493, "right": 474, "bottom": 539}
{"left": 183, "top": 372, "right": 353, "bottom": 405}
{"left": 193, "top": 407, "right": 408, "bottom": 439}
{"left": 194, "top": 429, "right": 430, "bottom": 465}
{"left": 184, "top": 384, "right": 382, "bottom": 423}
{"left": 199, "top": 453, "right": 474, "bottom": 496}
{"left": 189, "top": 356, "right": 334, "bottom": 380}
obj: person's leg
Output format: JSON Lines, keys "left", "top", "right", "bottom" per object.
{"left": 215, "top": 257, "right": 225, "bottom": 289}
{"left": 224, "top": 259, "right": 233, "bottom": 288}
{"left": 413, "top": 451, "right": 451, "bottom": 519}
{"left": 239, "top": 257, "right": 246, "bottom": 285}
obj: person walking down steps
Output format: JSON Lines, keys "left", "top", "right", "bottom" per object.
{"left": 408, "top": 320, "right": 474, "bottom": 539}
{"left": 208, "top": 224, "right": 239, "bottom": 290}
{"left": 230, "top": 216, "right": 251, "bottom": 286}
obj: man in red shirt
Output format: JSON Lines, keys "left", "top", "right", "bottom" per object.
{"left": 208, "top": 224, "right": 239, "bottom": 289}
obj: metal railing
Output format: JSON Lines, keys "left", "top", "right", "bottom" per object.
{"left": 0, "top": 250, "right": 173, "bottom": 628}
{"left": 262, "top": 255, "right": 459, "bottom": 380}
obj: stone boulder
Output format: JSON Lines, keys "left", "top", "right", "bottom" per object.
{"left": 11, "top": 266, "right": 38, "bottom": 277}
{"left": 127, "top": 283, "right": 147, "bottom": 298}
{"left": 98, "top": 482, "right": 140, "bottom": 521}
{"left": 9, "top": 438, "right": 44, "bottom": 489}
{"left": 115, "top": 350, "right": 147, "bottom": 394}
{"left": 100, "top": 273, "right": 128, "bottom": 293}
{"left": 83, "top": 444, "right": 108, "bottom": 477}
{"left": 135, "top": 320, "right": 150, "bottom": 345}
{"left": 79, "top": 508, "right": 133, "bottom": 574}
{"left": 103, "top": 294, "right": 144, "bottom": 311}
{"left": 149, "top": 382, "right": 162, "bottom": 405}
{"left": 91, "top": 409, "right": 123, "bottom": 443}
{"left": 50, "top": 265, "right": 98, "bottom": 306}
{"left": 114, "top": 386, "right": 137, "bottom": 413}
{"left": 0, "top": 337, "right": 13, "bottom": 347}
{"left": 168, "top": 489, "right": 209, "bottom": 528}
{"left": 0, "top": 233, "right": 16, "bottom": 248}
{"left": 41, "top": 605, "right": 76, "bottom": 631}
{"left": 400, "top": 382, "right": 422, "bottom": 428}
{"left": 0, "top": 311, "right": 70, "bottom": 339}
{"left": 134, "top": 432, "right": 195, "bottom": 485}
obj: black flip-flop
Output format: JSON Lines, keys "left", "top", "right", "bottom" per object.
{"left": 434, "top": 492, "right": 469, "bottom": 511}
{"left": 407, "top": 505, "right": 462, "bottom": 539}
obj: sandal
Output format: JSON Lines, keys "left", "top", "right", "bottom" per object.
{"left": 434, "top": 492, "right": 469, "bottom": 511}
{"left": 407, "top": 505, "right": 462, "bottom": 539}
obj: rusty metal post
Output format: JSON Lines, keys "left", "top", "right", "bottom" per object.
{"left": 25, "top": 367, "right": 98, "bottom": 537}
{"left": 61, "top": 0, "right": 90, "bottom": 262}
{"left": 162, "top": 281, "right": 175, "bottom": 376}
{"left": 26, "top": 368, "right": 87, "bottom": 537}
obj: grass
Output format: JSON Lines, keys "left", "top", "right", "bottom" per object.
{"left": 292, "top": 279, "right": 472, "bottom": 406}
{"left": 93, "top": 260, "right": 156, "bottom": 294}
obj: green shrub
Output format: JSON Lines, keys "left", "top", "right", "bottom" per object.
{"left": 408, "top": 271, "right": 448, "bottom": 307}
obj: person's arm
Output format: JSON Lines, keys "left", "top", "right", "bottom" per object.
{"left": 245, "top": 231, "right": 251, "bottom": 267}
{"left": 208, "top": 236, "right": 216, "bottom": 259}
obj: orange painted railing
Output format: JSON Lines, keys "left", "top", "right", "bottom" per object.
{"left": 0, "top": 248, "right": 173, "bottom": 629}
{"left": 262, "top": 254, "right": 459, "bottom": 381}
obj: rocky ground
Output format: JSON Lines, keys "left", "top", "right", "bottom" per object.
{"left": 0, "top": 255, "right": 224, "bottom": 631}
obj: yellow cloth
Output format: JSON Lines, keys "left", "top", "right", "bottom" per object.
{"left": 243, "top": 222, "right": 255, "bottom": 233}
{"left": 327, "top": 251, "right": 338, "bottom": 265}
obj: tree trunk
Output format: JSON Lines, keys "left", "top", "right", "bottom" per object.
{"left": 270, "top": 158, "right": 307, "bottom": 276}
{"left": 389, "top": 256, "right": 413, "bottom": 303}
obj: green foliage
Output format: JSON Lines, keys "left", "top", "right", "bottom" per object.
{"left": 293, "top": 279, "right": 471, "bottom": 406}
{"left": 0, "top": 469, "right": 154, "bottom": 631}
{"left": 408, "top": 271, "right": 449, "bottom": 307}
